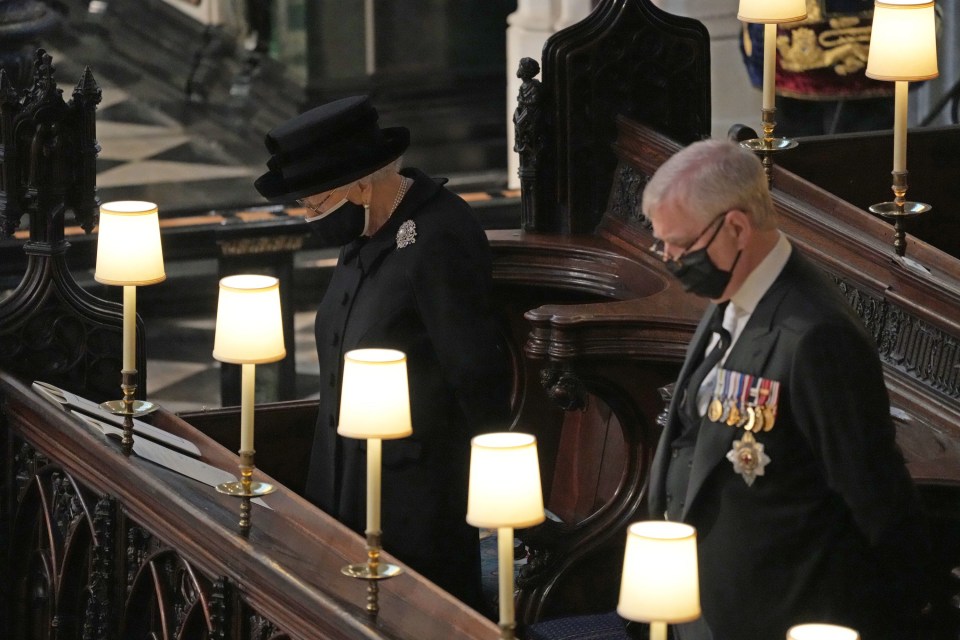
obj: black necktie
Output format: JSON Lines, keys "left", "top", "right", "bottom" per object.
{"left": 681, "top": 303, "right": 732, "bottom": 430}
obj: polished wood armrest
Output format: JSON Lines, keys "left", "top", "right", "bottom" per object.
{"left": 2, "top": 371, "right": 496, "bottom": 639}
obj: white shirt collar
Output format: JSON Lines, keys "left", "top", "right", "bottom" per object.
{"left": 730, "top": 232, "right": 792, "bottom": 316}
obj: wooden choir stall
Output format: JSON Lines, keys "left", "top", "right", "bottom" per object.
{"left": 2, "top": 1, "right": 960, "bottom": 639}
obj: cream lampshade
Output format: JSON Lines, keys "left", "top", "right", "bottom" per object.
{"left": 787, "top": 623, "right": 861, "bottom": 640}
{"left": 737, "top": 0, "right": 806, "bottom": 23}
{"left": 337, "top": 348, "right": 413, "bottom": 440}
{"left": 467, "top": 432, "right": 545, "bottom": 640}
{"left": 866, "top": 1, "right": 939, "bottom": 82}
{"left": 466, "top": 432, "right": 545, "bottom": 529}
{"left": 95, "top": 201, "right": 166, "bottom": 287}
{"left": 617, "top": 521, "right": 701, "bottom": 640}
{"left": 213, "top": 275, "right": 287, "bottom": 365}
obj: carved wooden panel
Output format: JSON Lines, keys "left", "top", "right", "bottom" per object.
{"left": 6, "top": 435, "right": 300, "bottom": 640}
{"left": 0, "top": 50, "right": 140, "bottom": 401}
{"left": 530, "top": 0, "right": 710, "bottom": 234}
{"left": 1, "top": 372, "right": 498, "bottom": 639}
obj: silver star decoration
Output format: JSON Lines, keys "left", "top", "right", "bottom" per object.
{"left": 726, "top": 433, "right": 771, "bottom": 486}
{"left": 397, "top": 220, "right": 417, "bottom": 249}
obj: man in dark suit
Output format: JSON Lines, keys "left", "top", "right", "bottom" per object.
{"left": 643, "top": 139, "right": 928, "bottom": 640}
{"left": 254, "top": 96, "right": 512, "bottom": 610}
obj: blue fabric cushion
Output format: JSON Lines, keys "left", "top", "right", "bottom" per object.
{"left": 525, "top": 611, "right": 633, "bottom": 640}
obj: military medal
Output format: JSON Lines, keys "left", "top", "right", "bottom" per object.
{"left": 708, "top": 397, "right": 724, "bottom": 422}
{"left": 708, "top": 369, "right": 726, "bottom": 422}
{"left": 746, "top": 379, "right": 764, "bottom": 432}
{"left": 751, "top": 401, "right": 765, "bottom": 432}
{"left": 726, "top": 430, "right": 771, "bottom": 486}
{"left": 726, "top": 373, "right": 744, "bottom": 427}
{"left": 735, "top": 373, "right": 753, "bottom": 429}
{"left": 726, "top": 404, "right": 741, "bottom": 427}
{"left": 762, "top": 379, "right": 779, "bottom": 432}
{"left": 763, "top": 406, "right": 776, "bottom": 431}
{"left": 719, "top": 368, "right": 734, "bottom": 423}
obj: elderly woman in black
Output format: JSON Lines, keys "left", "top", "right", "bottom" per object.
{"left": 254, "top": 96, "right": 512, "bottom": 609}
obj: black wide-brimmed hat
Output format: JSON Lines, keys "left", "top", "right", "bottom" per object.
{"left": 254, "top": 95, "right": 410, "bottom": 202}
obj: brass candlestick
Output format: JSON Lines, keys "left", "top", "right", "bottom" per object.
{"left": 216, "top": 450, "right": 275, "bottom": 535}
{"left": 100, "top": 369, "right": 158, "bottom": 454}
{"left": 869, "top": 170, "right": 930, "bottom": 257}
{"left": 739, "top": 108, "right": 798, "bottom": 186}
{"left": 341, "top": 530, "right": 402, "bottom": 621}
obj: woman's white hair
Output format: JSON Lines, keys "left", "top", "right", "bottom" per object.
{"left": 365, "top": 156, "right": 404, "bottom": 183}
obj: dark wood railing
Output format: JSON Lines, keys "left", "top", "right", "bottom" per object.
{"left": 1, "top": 371, "right": 497, "bottom": 640}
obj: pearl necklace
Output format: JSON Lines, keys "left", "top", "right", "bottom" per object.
{"left": 391, "top": 176, "right": 411, "bottom": 214}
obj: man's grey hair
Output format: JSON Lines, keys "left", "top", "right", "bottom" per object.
{"left": 641, "top": 140, "right": 777, "bottom": 230}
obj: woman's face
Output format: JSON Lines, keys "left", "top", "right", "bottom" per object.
{"left": 298, "top": 183, "right": 357, "bottom": 218}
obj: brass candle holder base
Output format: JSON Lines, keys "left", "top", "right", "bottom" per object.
{"left": 869, "top": 170, "right": 930, "bottom": 257}
{"left": 342, "top": 531, "right": 402, "bottom": 621}
{"left": 499, "top": 621, "right": 517, "bottom": 640}
{"left": 739, "top": 108, "right": 798, "bottom": 186}
{"left": 100, "top": 370, "right": 159, "bottom": 453}
{"left": 216, "top": 450, "right": 275, "bottom": 535}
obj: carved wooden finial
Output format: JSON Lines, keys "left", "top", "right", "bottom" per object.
{"left": 72, "top": 66, "right": 102, "bottom": 106}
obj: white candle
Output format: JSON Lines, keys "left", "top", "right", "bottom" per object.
{"left": 240, "top": 363, "right": 255, "bottom": 452}
{"left": 762, "top": 23, "right": 777, "bottom": 111}
{"left": 498, "top": 526, "right": 515, "bottom": 627}
{"left": 366, "top": 437, "right": 382, "bottom": 533}
{"left": 122, "top": 285, "right": 136, "bottom": 371}
{"left": 893, "top": 80, "right": 908, "bottom": 173}
{"left": 650, "top": 622, "right": 668, "bottom": 640}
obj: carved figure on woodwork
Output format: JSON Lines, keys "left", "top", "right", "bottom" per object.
{"left": 514, "top": 57, "right": 545, "bottom": 232}
{"left": 514, "top": 57, "right": 543, "bottom": 163}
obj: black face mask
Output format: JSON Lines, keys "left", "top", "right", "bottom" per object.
{"left": 666, "top": 246, "right": 742, "bottom": 299}
{"left": 663, "top": 213, "right": 741, "bottom": 299}
{"left": 305, "top": 201, "right": 368, "bottom": 247}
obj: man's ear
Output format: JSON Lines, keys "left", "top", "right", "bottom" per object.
{"left": 726, "top": 209, "right": 752, "bottom": 248}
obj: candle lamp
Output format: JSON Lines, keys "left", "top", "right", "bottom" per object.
{"left": 94, "top": 201, "right": 166, "bottom": 451}
{"left": 787, "top": 623, "right": 860, "bottom": 640}
{"left": 467, "top": 432, "right": 545, "bottom": 640}
{"left": 336, "top": 348, "right": 413, "bottom": 621}
{"left": 865, "top": 0, "right": 938, "bottom": 257}
{"left": 617, "top": 521, "right": 701, "bottom": 640}
{"left": 212, "top": 274, "right": 286, "bottom": 534}
{"left": 737, "top": 0, "right": 807, "bottom": 184}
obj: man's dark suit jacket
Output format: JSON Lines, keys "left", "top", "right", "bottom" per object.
{"left": 304, "top": 168, "right": 511, "bottom": 608}
{"left": 649, "top": 249, "right": 928, "bottom": 640}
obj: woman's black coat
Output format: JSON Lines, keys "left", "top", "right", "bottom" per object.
{"left": 304, "top": 168, "right": 512, "bottom": 608}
